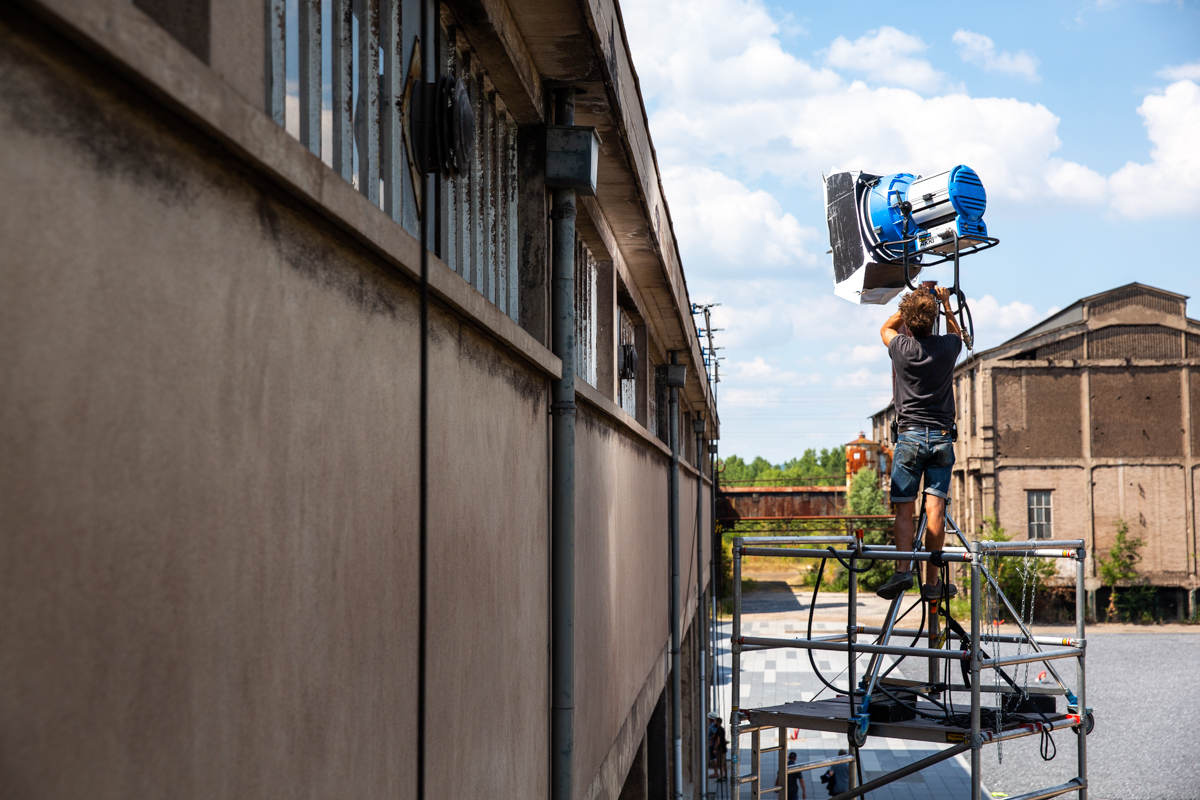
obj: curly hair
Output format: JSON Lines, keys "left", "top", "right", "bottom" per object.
{"left": 899, "top": 290, "right": 938, "bottom": 338}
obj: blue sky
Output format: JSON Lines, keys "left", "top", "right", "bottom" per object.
{"left": 621, "top": 0, "right": 1200, "bottom": 462}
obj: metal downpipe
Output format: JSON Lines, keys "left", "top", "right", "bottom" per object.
{"left": 669, "top": 352, "right": 682, "bottom": 800}
{"left": 694, "top": 418, "right": 707, "bottom": 800}
{"left": 710, "top": 440, "right": 719, "bottom": 736}
{"left": 551, "top": 88, "right": 577, "bottom": 800}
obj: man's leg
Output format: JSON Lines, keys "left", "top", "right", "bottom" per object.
{"left": 878, "top": 431, "right": 923, "bottom": 600}
{"left": 923, "top": 494, "right": 946, "bottom": 586}
{"left": 877, "top": 498, "right": 918, "bottom": 599}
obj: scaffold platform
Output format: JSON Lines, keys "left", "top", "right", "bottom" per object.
{"left": 744, "top": 696, "right": 1076, "bottom": 745}
{"left": 728, "top": 513, "right": 1094, "bottom": 800}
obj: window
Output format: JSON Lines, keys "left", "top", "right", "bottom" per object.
{"left": 574, "top": 240, "right": 598, "bottom": 387}
{"left": 617, "top": 307, "right": 637, "bottom": 414}
{"left": 266, "top": 2, "right": 521, "bottom": 322}
{"left": 1027, "top": 491, "right": 1052, "bottom": 539}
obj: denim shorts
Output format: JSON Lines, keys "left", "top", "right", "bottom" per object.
{"left": 890, "top": 428, "right": 954, "bottom": 503}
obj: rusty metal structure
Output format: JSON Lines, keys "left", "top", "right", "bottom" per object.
{"left": 717, "top": 486, "right": 846, "bottom": 524}
{"left": 845, "top": 431, "right": 891, "bottom": 486}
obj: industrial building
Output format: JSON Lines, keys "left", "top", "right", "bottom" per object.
{"left": 872, "top": 283, "right": 1200, "bottom": 619}
{"left": 0, "top": 1, "right": 718, "bottom": 798}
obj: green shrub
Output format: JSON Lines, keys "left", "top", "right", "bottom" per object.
{"left": 1098, "top": 520, "right": 1152, "bottom": 622}
{"left": 964, "top": 516, "right": 1055, "bottom": 622}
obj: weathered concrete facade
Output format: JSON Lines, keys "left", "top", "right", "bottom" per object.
{"left": 872, "top": 283, "right": 1199, "bottom": 616}
{"left": 0, "top": 0, "right": 716, "bottom": 797}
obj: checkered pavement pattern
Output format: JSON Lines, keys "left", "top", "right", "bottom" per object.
{"left": 711, "top": 619, "right": 976, "bottom": 800}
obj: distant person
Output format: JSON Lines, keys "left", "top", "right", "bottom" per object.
{"left": 821, "top": 749, "right": 850, "bottom": 797}
{"left": 708, "top": 713, "right": 728, "bottom": 782}
{"left": 875, "top": 286, "right": 963, "bottom": 603}
{"left": 786, "top": 751, "right": 806, "bottom": 799}
{"left": 707, "top": 713, "right": 719, "bottom": 779}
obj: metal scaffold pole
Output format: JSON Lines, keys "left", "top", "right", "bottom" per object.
{"left": 731, "top": 537, "right": 742, "bottom": 795}
{"left": 971, "top": 538, "right": 983, "bottom": 800}
{"left": 1076, "top": 550, "right": 1089, "bottom": 800}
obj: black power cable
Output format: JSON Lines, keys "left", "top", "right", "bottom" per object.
{"left": 801, "top": 526, "right": 1060, "bottom": 770}
{"left": 807, "top": 556, "right": 925, "bottom": 698}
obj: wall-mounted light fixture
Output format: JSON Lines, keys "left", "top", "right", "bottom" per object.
{"left": 546, "top": 126, "right": 601, "bottom": 196}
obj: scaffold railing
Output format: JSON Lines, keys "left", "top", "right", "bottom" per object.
{"left": 729, "top": 512, "right": 1093, "bottom": 800}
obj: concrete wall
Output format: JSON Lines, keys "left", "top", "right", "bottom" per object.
{"left": 575, "top": 404, "right": 670, "bottom": 800}
{"left": 0, "top": 14, "right": 553, "bottom": 797}
{"left": 573, "top": 394, "right": 712, "bottom": 800}
{"left": 0, "top": 2, "right": 719, "bottom": 797}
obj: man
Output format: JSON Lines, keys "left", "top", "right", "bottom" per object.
{"left": 875, "top": 286, "right": 963, "bottom": 602}
{"left": 707, "top": 712, "right": 728, "bottom": 782}
{"left": 821, "top": 749, "right": 850, "bottom": 796}
{"left": 786, "top": 751, "right": 806, "bottom": 799}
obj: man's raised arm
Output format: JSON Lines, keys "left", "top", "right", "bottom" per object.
{"left": 881, "top": 309, "right": 903, "bottom": 347}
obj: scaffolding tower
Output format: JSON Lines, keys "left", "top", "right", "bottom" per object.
{"left": 729, "top": 513, "right": 1093, "bottom": 800}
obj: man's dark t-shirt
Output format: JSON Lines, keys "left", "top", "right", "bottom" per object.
{"left": 889, "top": 333, "right": 962, "bottom": 428}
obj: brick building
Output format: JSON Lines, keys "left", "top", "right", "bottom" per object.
{"left": 872, "top": 283, "right": 1200, "bottom": 619}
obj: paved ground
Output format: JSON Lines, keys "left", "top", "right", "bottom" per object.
{"left": 978, "top": 633, "right": 1200, "bottom": 800}
{"left": 716, "top": 584, "right": 1200, "bottom": 800}
{"left": 713, "top": 617, "right": 975, "bottom": 800}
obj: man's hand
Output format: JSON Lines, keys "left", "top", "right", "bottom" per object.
{"left": 935, "top": 286, "right": 964, "bottom": 339}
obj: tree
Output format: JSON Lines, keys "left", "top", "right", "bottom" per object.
{"left": 1098, "top": 519, "right": 1150, "bottom": 622}
{"left": 719, "top": 448, "right": 847, "bottom": 487}
{"left": 973, "top": 516, "right": 1055, "bottom": 622}
{"left": 719, "top": 455, "right": 751, "bottom": 484}
{"left": 844, "top": 468, "right": 892, "bottom": 590}
{"left": 846, "top": 467, "right": 887, "bottom": 516}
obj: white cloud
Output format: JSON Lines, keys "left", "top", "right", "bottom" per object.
{"left": 968, "top": 296, "right": 1060, "bottom": 342}
{"left": 626, "top": 1, "right": 1099, "bottom": 206}
{"left": 632, "top": 1, "right": 1198, "bottom": 221}
{"left": 1045, "top": 158, "right": 1109, "bottom": 203}
{"left": 825, "top": 343, "right": 885, "bottom": 364}
{"left": 620, "top": 0, "right": 839, "bottom": 105}
{"left": 952, "top": 30, "right": 1040, "bottom": 82}
{"left": 1109, "top": 80, "right": 1200, "bottom": 218}
{"left": 833, "top": 368, "right": 891, "bottom": 389}
{"left": 848, "top": 344, "right": 885, "bottom": 364}
{"left": 664, "top": 166, "right": 817, "bottom": 277}
{"left": 729, "top": 356, "right": 822, "bottom": 385}
{"left": 733, "top": 356, "right": 776, "bottom": 379}
{"left": 1159, "top": 60, "right": 1200, "bottom": 81}
{"left": 824, "top": 27, "right": 944, "bottom": 93}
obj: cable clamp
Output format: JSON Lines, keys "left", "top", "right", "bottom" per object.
{"left": 929, "top": 550, "right": 947, "bottom": 568}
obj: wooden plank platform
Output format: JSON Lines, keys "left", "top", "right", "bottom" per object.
{"left": 743, "top": 698, "right": 1072, "bottom": 745}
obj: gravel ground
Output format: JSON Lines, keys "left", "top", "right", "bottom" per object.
{"left": 948, "top": 633, "right": 1200, "bottom": 800}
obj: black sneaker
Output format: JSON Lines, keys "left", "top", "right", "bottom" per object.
{"left": 875, "top": 570, "right": 914, "bottom": 600}
{"left": 921, "top": 582, "right": 958, "bottom": 602}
